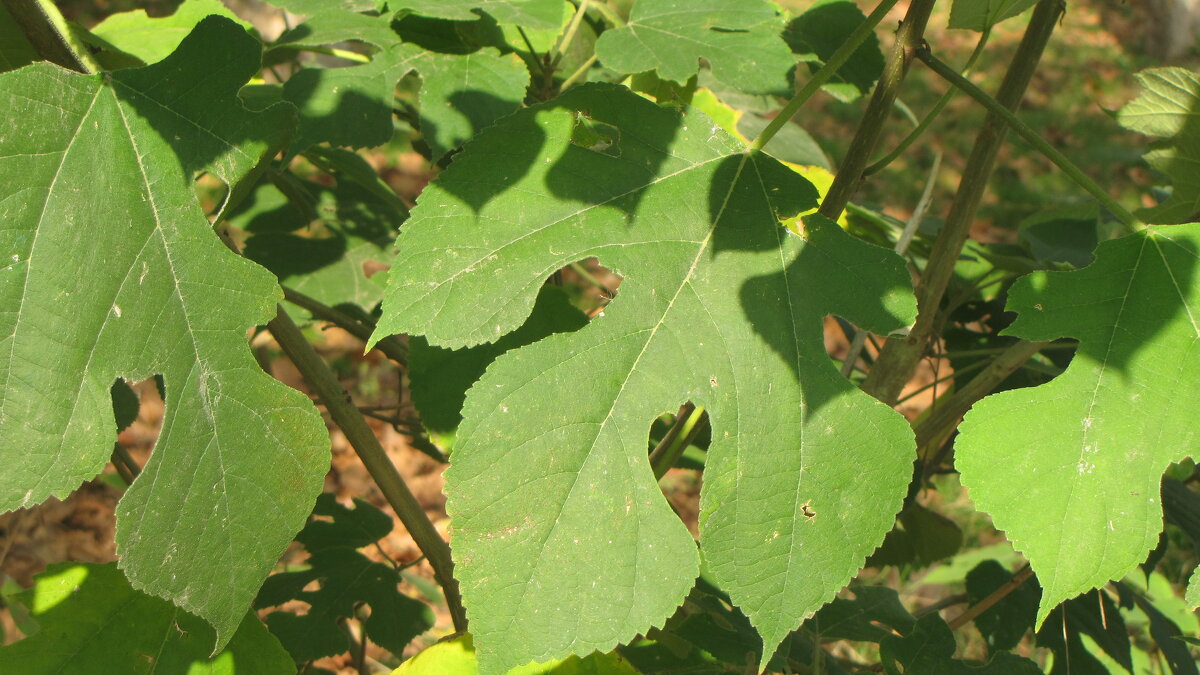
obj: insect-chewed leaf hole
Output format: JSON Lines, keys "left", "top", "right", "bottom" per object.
{"left": 647, "top": 402, "right": 710, "bottom": 538}
{"left": 110, "top": 376, "right": 165, "bottom": 481}
{"left": 549, "top": 257, "right": 622, "bottom": 318}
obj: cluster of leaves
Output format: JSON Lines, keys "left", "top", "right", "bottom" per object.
{"left": 1, "top": 0, "right": 1199, "bottom": 673}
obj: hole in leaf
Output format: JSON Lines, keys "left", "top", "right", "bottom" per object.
{"left": 569, "top": 112, "right": 622, "bottom": 158}
{"left": 551, "top": 257, "right": 622, "bottom": 318}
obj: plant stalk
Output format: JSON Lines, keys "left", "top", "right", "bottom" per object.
{"left": 268, "top": 305, "right": 467, "bottom": 631}
{"left": 3, "top": 0, "right": 98, "bottom": 73}
{"left": 915, "top": 46, "right": 1141, "bottom": 231}
{"left": 750, "top": 0, "right": 901, "bottom": 152}
{"left": 914, "top": 339, "right": 1052, "bottom": 454}
{"left": 864, "top": 28, "right": 991, "bottom": 176}
{"left": 947, "top": 565, "right": 1034, "bottom": 630}
{"left": 817, "top": 0, "right": 937, "bottom": 219}
{"left": 282, "top": 286, "right": 408, "bottom": 366}
{"left": 649, "top": 404, "right": 707, "bottom": 480}
{"left": 863, "top": 0, "right": 1064, "bottom": 404}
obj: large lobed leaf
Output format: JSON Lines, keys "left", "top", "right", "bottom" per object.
{"left": 0, "top": 562, "right": 293, "bottom": 674}
{"left": 0, "top": 17, "right": 328, "bottom": 649}
{"left": 594, "top": 0, "right": 795, "bottom": 95}
{"left": 373, "top": 83, "right": 916, "bottom": 672}
{"left": 957, "top": 224, "right": 1200, "bottom": 626}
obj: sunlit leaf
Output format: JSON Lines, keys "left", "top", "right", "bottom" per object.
{"left": 956, "top": 224, "right": 1200, "bottom": 626}
{"left": 0, "top": 17, "right": 328, "bottom": 650}
{"left": 373, "top": 83, "right": 915, "bottom": 672}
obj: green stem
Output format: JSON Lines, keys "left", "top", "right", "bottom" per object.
{"left": 865, "top": 28, "right": 992, "bottom": 176}
{"left": 516, "top": 26, "right": 547, "bottom": 77}
{"left": 3, "top": 0, "right": 98, "bottom": 72}
{"left": 591, "top": 1, "right": 626, "bottom": 28}
{"left": 551, "top": 0, "right": 590, "bottom": 68}
{"left": 863, "top": 0, "right": 1065, "bottom": 405}
{"left": 750, "top": 0, "right": 901, "bottom": 152}
{"left": 913, "top": 340, "right": 1052, "bottom": 452}
{"left": 282, "top": 286, "right": 408, "bottom": 366}
{"left": 270, "top": 43, "right": 371, "bottom": 63}
{"left": 915, "top": 46, "right": 1141, "bottom": 231}
{"left": 649, "top": 404, "right": 706, "bottom": 480}
{"left": 560, "top": 53, "right": 598, "bottom": 90}
{"left": 817, "top": 0, "right": 938, "bottom": 219}
{"left": 267, "top": 306, "right": 467, "bottom": 631}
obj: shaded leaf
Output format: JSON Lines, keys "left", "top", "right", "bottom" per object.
{"left": 295, "top": 492, "right": 394, "bottom": 552}
{"left": 1118, "top": 68, "right": 1200, "bottom": 224}
{"left": 948, "top": 0, "right": 1040, "bottom": 31}
{"left": 396, "top": 0, "right": 564, "bottom": 29}
{"left": 881, "top": 614, "right": 1043, "bottom": 674}
{"left": 1115, "top": 579, "right": 1200, "bottom": 675}
{"left": 0, "top": 17, "right": 328, "bottom": 649}
{"left": 594, "top": 0, "right": 794, "bottom": 95}
{"left": 373, "top": 83, "right": 916, "bottom": 672}
{"left": 956, "top": 224, "right": 1200, "bottom": 626}
{"left": 965, "top": 560, "right": 1039, "bottom": 652}
{"left": 805, "top": 586, "right": 916, "bottom": 642}
{"left": 0, "top": 3, "right": 36, "bottom": 72}
{"left": 410, "top": 285, "right": 587, "bottom": 433}
{"left": 91, "top": 0, "right": 253, "bottom": 66}
{"left": 784, "top": 0, "right": 884, "bottom": 102}
{"left": 1036, "top": 590, "right": 1132, "bottom": 675}
{"left": 257, "top": 548, "right": 433, "bottom": 661}
{"left": 283, "top": 42, "right": 528, "bottom": 156}
{"left": 394, "top": 634, "right": 641, "bottom": 674}
{"left": 0, "top": 562, "right": 292, "bottom": 675}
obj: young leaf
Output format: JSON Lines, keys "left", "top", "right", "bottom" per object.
{"left": 594, "top": 0, "right": 795, "bottom": 95}
{"left": 373, "top": 83, "right": 916, "bottom": 672}
{"left": 90, "top": 0, "right": 254, "bottom": 66}
{"left": 948, "top": 0, "right": 1040, "bottom": 32}
{"left": 0, "top": 562, "right": 293, "bottom": 675}
{"left": 1118, "top": 68, "right": 1200, "bottom": 224}
{"left": 0, "top": 17, "right": 328, "bottom": 650}
{"left": 956, "top": 224, "right": 1200, "bottom": 628}
{"left": 395, "top": 0, "right": 564, "bottom": 29}
{"left": 284, "top": 42, "right": 528, "bottom": 157}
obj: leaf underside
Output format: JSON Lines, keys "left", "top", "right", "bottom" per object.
{"left": 0, "top": 17, "right": 328, "bottom": 650}
{"left": 957, "top": 224, "right": 1200, "bottom": 626}
{"left": 374, "top": 83, "right": 916, "bottom": 673}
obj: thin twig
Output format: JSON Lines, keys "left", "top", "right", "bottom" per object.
{"left": 268, "top": 305, "right": 467, "bottom": 631}
{"left": 282, "top": 286, "right": 408, "bottom": 366}
{"left": 947, "top": 565, "right": 1033, "bottom": 630}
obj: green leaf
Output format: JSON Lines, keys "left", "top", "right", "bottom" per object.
{"left": 965, "top": 561, "right": 1039, "bottom": 652}
{"left": 256, "top": 492, "right": 434, "bottom": 661}
{"left": 594, "top": 0, "right": 794, "bottom": 95}
{"left": 91, "top": 0, "right": 253, "bottom": 66}
{"left": 271, "top": 3, "right": 401, "bottom": 52}
{"left": 1036, "top": 590, "right": 1132, "bottom": 675}
{"left": 0, "top": 17, "right": 328, "bottom": 650}
{"left": 393, "top": 634, "right": 642, "bottom": 674}
{"left": 0, "top": 2, "right": 36, "bottom": 72}
{"left": 0, "top": 562, "right": 293, "bottom": 675}
{"left": 409, "top": 285, "right": 588, "bottom": 433}
{"left": 783, "top": 0, "right": 885, "bottom": 103}
{"left": 881, "top": 614, "right": 1043, "bottom": 674}
{"left": 396, "top": 0, "right": 564, "bottom": 29}
{"left": 956, "top": 224, "right": 1200, "bottom": 627}
{"left": 1118, "top": 68, "right": 1200, "bottom": 224}
{"left": 373, "top": 83, "right": 916, "bottom": 672}
{"left": 257, "top": 548, "right": 433, "bottom": 661}
{"left": 1188, "top": 567, "right": 1200, "bottom": 610}
{"left": 948, "top": 0, "right": 1040, "bottom": 31}
{"left": 296, "top": 492, "right": 395, "bottom": 551}
{"left": 283, "top": 43, "right": 528, "bottom": 156}
{"left": 805, "top": 586, "right": 916, "bottom": 642}
{"left": 241, "top": 175, "right": 400, "bottom": 309}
